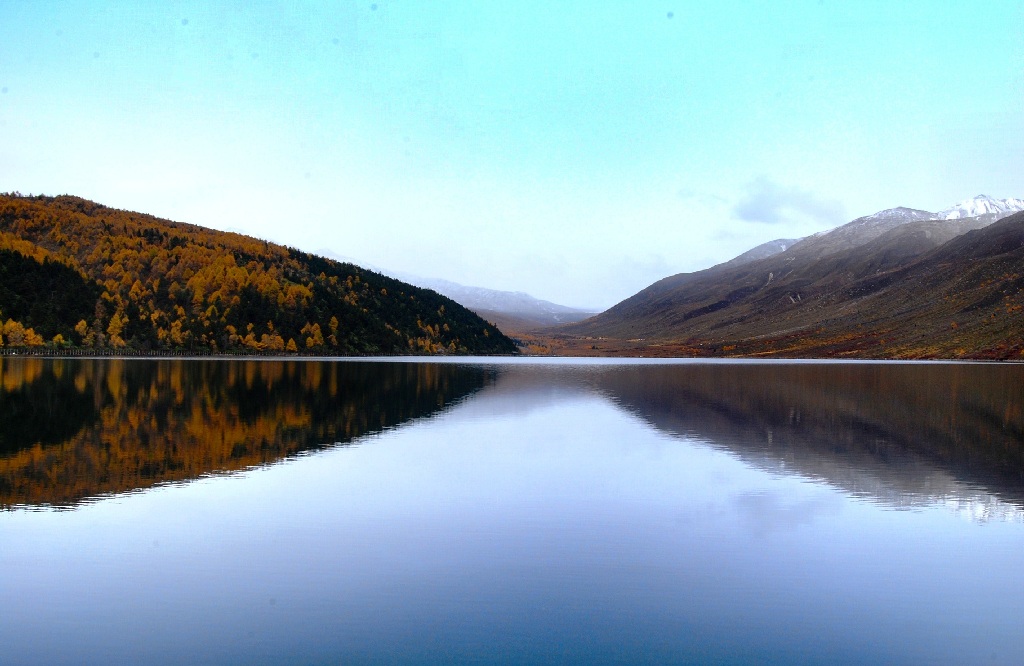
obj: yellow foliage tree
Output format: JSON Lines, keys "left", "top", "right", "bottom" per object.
{"left": 3, "top": 319, "right": 26, "bottom": 346}
{"left": 260, "top": 333, "right": 285, "bottom": 351}
{"left": 107, "top": 311, "right": 128, "bottom": 348}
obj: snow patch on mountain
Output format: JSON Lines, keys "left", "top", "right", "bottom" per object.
{"left": 858, "top": 207, "right": 935, "bottom": 224}
{"left": 776, "top": 197, "right": 1022, "bottom": 262}
{"left": 938, "top": 194, "right": 1024, "bottom": 220}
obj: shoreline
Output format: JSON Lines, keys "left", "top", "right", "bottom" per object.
{"left": 1, "top": 347, "right": 1020, "bottom": 363}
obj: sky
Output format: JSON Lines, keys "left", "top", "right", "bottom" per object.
{"left": 1, "top": 1, "right": 1022, "bottom": 310}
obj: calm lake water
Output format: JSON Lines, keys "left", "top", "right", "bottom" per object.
{"left": 2, "top": 357, "right": 1024, "bottom": 665}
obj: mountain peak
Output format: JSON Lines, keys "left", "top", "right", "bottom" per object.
{"left": 938, "top": 195, "right": 1024, "bottom": 220}
{"left": 722, "top": 237, "right": 800, "bottom": 267}
{"left": 858, "top": 207, "right": 935, "bottom": 223}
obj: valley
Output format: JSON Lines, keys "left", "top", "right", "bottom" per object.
{"left": 3, "top": 193, "right": 1024, "bottom": 360}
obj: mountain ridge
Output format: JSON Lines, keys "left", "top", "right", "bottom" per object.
{"left": 560, "top": 197, "right": 1024, "bottom": 359}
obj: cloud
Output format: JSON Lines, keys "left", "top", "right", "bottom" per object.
{"left": 732, "top": 489, "right": 842, "bottom": 537}
{"left": 733, "top": 176, "right": 846, "bottom": 226}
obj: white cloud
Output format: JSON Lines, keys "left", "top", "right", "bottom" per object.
{"left": 733, "top": 176, "right": 846, "bottom": 227}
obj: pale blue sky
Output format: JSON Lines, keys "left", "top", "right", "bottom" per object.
{"left": 2, "top": 1, "right": 1022, "bottom": 309}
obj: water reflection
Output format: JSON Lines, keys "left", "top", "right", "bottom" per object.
{"left": 4, "top": 359, "right": 1024, "bottom": 664}
{"left": 0, "top": 357, "right": 493, "bottom": 508}
{"left": 467, "top": 360, "right": 1024, "bottom": 518}
{"left": 589, "top": 362, "right": 1024, "bottom": 516}
{"left": 3, "top": 358, "right": 1023, "bottom": 517}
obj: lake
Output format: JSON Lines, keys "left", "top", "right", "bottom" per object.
{"left": 2, "top": 357, "right": 1023, "bottom": 665}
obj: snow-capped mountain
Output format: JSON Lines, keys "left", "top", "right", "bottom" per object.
{"left": 565, "top": 194, "right": 1024, "bottom": 357}
{"left": 808, "top": 197, "right": 1021, "bottom": 241}
{"left": 784, "top": 207, "right": 936, "bottom": 260}
{"left": 938, "top": 194, "right": 1024, "bottom": 220}
{"left": 778, "top": 197, "right": 1023, "bottom": 262}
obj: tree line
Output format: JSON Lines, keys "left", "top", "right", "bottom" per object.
{"left": 0, "top": 194, "right": 517, "bottom": 355}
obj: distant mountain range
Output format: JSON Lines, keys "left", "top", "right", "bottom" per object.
{"left": 564, "top": 195, "right": 1024, "bottom": 359}
{"left": 317, "top": 250, "right": 596, "bottom": 332}
{"left": 394, "top": 276, "right": 597, "bottom": 332}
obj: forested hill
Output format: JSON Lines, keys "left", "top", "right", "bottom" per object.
{"left": 0, "top": 194, "right": 517, "bottom": 355}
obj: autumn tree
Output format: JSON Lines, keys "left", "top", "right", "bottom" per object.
{"left": 0, "top": 193, "right": 518, "bottom": 355}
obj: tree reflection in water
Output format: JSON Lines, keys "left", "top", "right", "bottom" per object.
{"left": 0, "top": 358, "right": 493, "bottom": 508}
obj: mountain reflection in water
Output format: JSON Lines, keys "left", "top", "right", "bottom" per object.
{"left": 1, "top": 358, "right": 1022, "bottom": 516}
{"left": 589, "top": 362, "right": 1024, "bottom": 518}
{"left": 0, "top": 357, "right": 493, "bottom": 508}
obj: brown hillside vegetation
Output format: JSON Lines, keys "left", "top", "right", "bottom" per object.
{"left": 0, "top": 194, "right": 516, "bottom": 355}
{"left": 559, "top": 211, "right": 1024, "bottom": 359}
